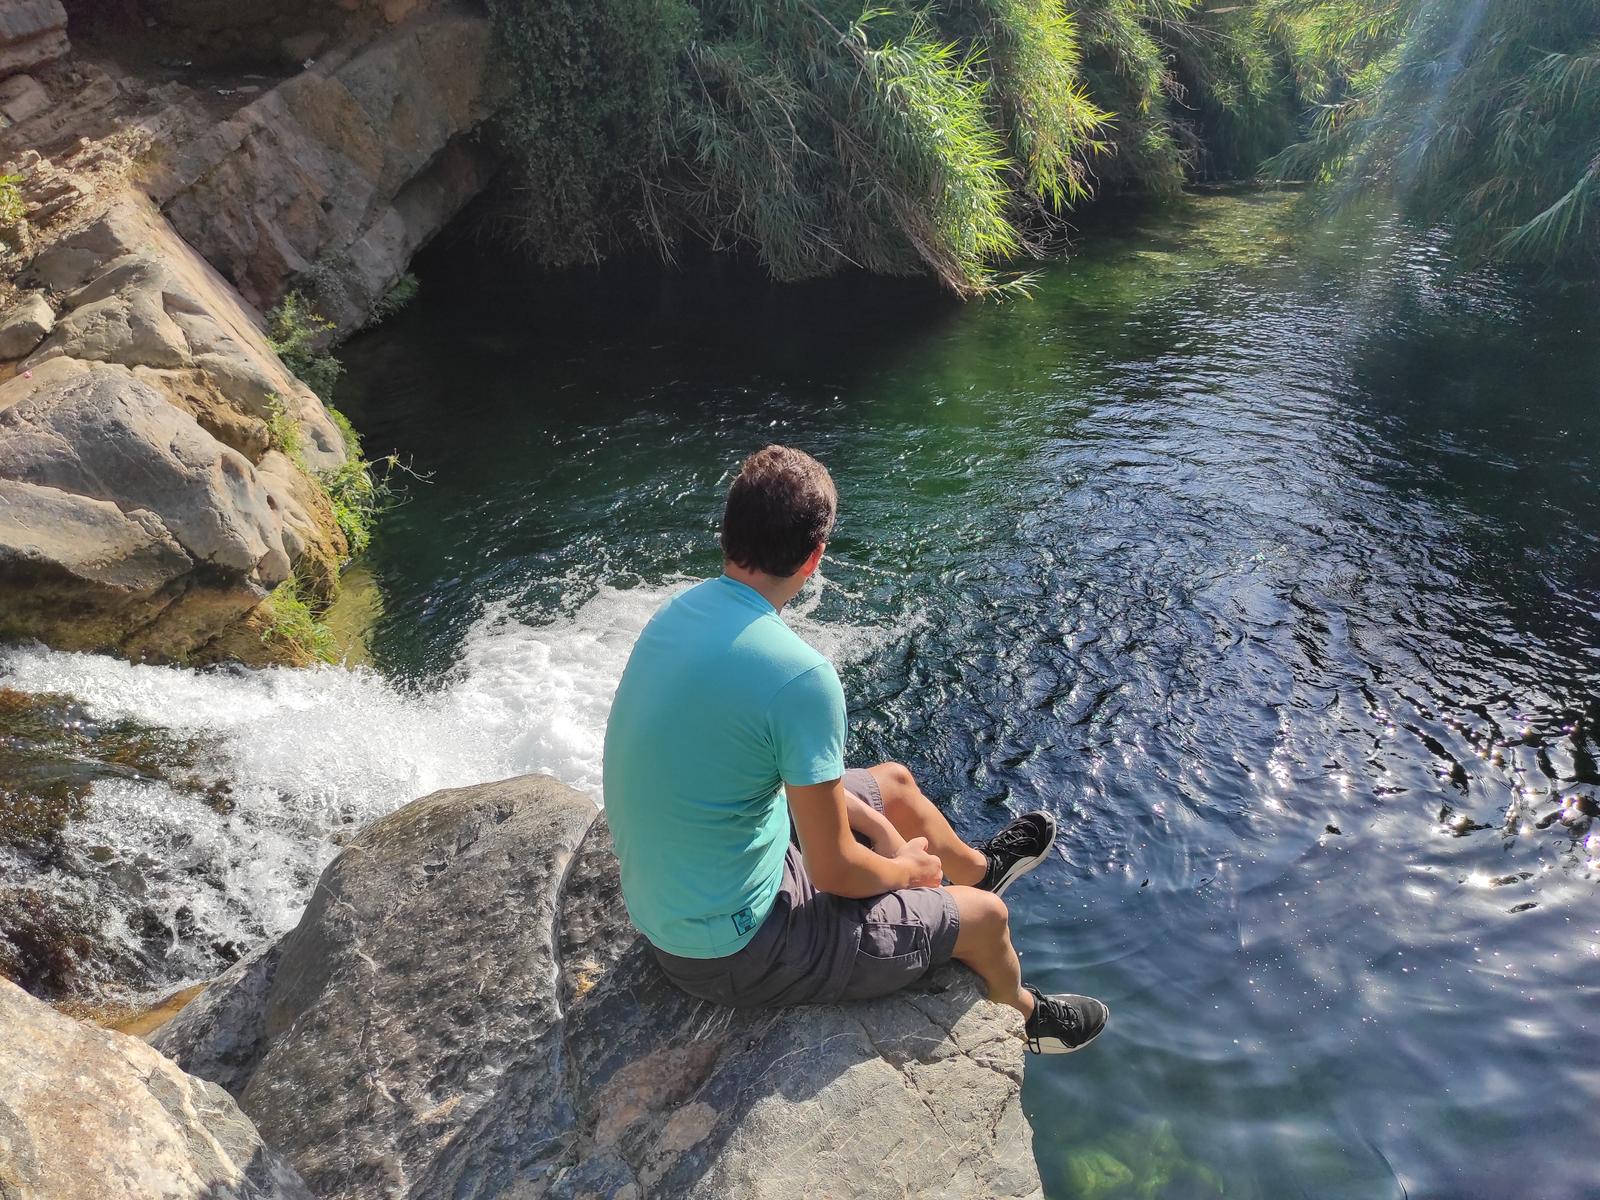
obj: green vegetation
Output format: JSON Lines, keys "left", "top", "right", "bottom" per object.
{"left": 489, "top": 0, "right": 691, "bottom": 267}
{"left": 369, "top": 273, "right": 421, "bottom": 324}
{"left": 261, "top": 293, "right": 398, "bottom": 660}
{"left": 264, "top": 295, "right": 391, "bottom": 562}
{"left": 267, "top": 291, "right": 344, "bottom": 402}
{"left": 1261, "top": 0, "right": 1600, "bottom": 275}
{"left": 488, "top": 0, "right": 1283, "bottom": 295}
{"left": 486, "top": 0, "right": 1600, "bottom": 288}
{"left": 321, "top": 455, "right": 383, "bottom": 557}
{"left": 264, "top": 393, "right": 302, "bottom": 459}
{"left": 259, "top": 577, "right": 338, "bottom": 664}
{"left": 0, "top": 172, "right": 27, "bottom": 258}
{"left": 0, "top": 173, "right": 24, "bottom": 226}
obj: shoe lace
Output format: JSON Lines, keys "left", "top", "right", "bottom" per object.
{"left": 986, "top": 819, "right": 1040, "bottom": 858}
{"left": 1038, "top": 993, "right": 1080, "bottom": 1033}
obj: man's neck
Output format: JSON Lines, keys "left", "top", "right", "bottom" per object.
{"left": 722, "top": 561, "right": 803, "bottom": 611}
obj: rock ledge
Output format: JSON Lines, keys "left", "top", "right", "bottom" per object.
{"left": 0, "top": 975, "right": 311, "bottom": 1200}
{"left": 155, "top": 774, "right": 1043, "bottom": 1200}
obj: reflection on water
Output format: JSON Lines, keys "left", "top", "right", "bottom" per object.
{"left": 9, "top": 190, "right": 1600, "bottom": 1197}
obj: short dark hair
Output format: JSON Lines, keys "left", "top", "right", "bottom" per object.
{"left": 720, "top": 445, "right": 838, "bottom": 577}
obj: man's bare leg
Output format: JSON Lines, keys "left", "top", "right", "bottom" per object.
{"left": 947, "top": 884, "right": 1034, "bottom": 1017}
{"left": 866, "top": 762, "right": 988, "bottom": 886}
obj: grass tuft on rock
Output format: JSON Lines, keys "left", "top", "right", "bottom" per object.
{"left": 258, "top": 291, "right": 397, "bottom": 663}
{"left": 369, "top": 273, "right": 421, "bottom": 325}
{"left": 263, "top": 292, "right": 393, "bottom": 567}
{"left": 0, "top": 173, "right": 24, "bottom": 226}
{"left": 260, "top": 576, "right": 338, "bottom": 665}
{"left": 267, "top": 291, "right": 344, "bottom": 402}
{"left": 264, "top": 394, "right": 302, "bottom": 458}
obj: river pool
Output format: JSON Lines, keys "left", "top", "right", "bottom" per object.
{"left": 6, "top": 189, "right": 1597, "bottom": 1198}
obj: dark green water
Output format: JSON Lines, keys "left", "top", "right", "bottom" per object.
{"left": 335, "top": 190, "right": 1600, "bottom": 1199}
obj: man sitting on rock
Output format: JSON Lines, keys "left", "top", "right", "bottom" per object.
{"left": 602, "top": 445, "right": 1108, "bottom": 1054}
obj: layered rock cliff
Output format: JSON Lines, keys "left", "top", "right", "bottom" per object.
{"left": 0, "top": 0, "right": 497, "bottom": 662}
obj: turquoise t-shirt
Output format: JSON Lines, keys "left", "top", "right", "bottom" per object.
{"left": 602, "top": 575, "right": 847, "bottom": 958}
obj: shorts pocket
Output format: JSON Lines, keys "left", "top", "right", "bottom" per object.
{"left": 859, "top": 920, "right": 928, "bottom": 963}
{"left": 841, "top": 921, "right": 934, "bottom": 1002}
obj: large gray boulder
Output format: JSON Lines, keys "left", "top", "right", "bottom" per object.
{"left": 0, "top": 290, "right": 52, "bottom": 359}
{"left": 0, "top": 358, "right": 311, "bottom": 657}
{"left": 0, "top": 977, "right": 312, "bottom": 1200}
{"left": 0, "top": 198, "right": 354, "bottom": 661}
{"left": 0, "top": 475, "right": 192, "bottom": 650}
{"left": 22, "top": 200, "right": 347, "bottom": 472}
{"left": 156, "top": 775, "right": 1042, "bottom": 1200}
{"left": 0, "top": 358, "right": 292, "bottom": 578}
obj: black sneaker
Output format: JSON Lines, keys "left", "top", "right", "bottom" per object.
{"left": 975, "top": 811, "right": 1056, "bottom": 896}
{"left": 1023, "top": 985, "right": 1109, "bottom": 1054}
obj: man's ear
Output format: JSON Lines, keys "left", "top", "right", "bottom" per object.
{"left": 800, "top": 542, "right": 826, "bottom": 579}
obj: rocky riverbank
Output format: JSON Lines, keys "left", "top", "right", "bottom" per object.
{"left": 0, "top": 0, "right": 496, "bottom": 665}
{"left": 1, "top": 773, "right": 1043, "bottom": 1199}
{"left": 3, "top": 11, "right": 1036, "bottom": 1192}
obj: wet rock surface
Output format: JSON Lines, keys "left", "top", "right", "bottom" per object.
{"left": 0, "top": 976, "right": 313, "bottom": 1200}
{"left": 0, "top": 685, "right": 227, "bottom": 999}
{"left": 156, "top": 774, "right": 1043, "bottom": 1200}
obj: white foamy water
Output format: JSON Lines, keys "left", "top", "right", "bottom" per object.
{"left": 0, "top": 576, "right": 888, "bottom": 994}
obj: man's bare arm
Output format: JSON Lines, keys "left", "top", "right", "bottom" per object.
{"left": 788, "top": 778, "right": 941, "bottom": 898}
{"left": 843, "top": 787, "right": 904, "bottom": 855}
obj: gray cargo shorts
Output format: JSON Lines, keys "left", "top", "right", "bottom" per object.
{"left": 651, "top": 768, "right": 962, "bottom": 1008}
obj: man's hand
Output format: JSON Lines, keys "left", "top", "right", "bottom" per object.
{"left": 895, "top": 836, "right": 943, "bottom": 888}
{"left": 788, "top": 778, "right": 941, "bottom": 898}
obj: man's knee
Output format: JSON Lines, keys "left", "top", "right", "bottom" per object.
{"left": 950, "top": 886, "right": 1010, "bottom": 946}
{"left": 870, "top": 761, "right": 919, "bottom": 808}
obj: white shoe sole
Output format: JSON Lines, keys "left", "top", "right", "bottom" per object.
{"left": 991, "top": 813, "right": 1057, "bottom": 896}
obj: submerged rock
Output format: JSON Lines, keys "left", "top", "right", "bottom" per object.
{"left": 0, "top": 977, "right": 312, "bottom": 1200}
{"left": 0, "top": 886, "right": 93, "bottom": 996}
{"left": 156, "top": 774, "right": 1043, "bottom": 1199}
